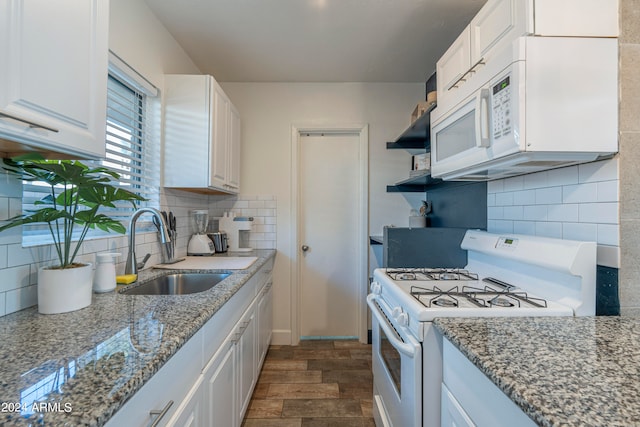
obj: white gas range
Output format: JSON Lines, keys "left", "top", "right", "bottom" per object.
{"left": 367, "top": 230, "right": 596, "bottom": 427}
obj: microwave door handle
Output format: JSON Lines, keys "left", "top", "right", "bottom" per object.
{"left": 475, "top": 88, "right": 491, "bottom": 148}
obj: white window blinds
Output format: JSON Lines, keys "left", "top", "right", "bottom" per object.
{"left": 21, "top": 56, "right": 160, "bottom": 245}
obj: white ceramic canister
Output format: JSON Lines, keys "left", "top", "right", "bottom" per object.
{"left": 93, "top": 253, "right": 120, "bottom": 293}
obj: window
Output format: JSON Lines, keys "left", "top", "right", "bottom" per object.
{"left": 22, "top": 53, "right": 160, "bottom": 245}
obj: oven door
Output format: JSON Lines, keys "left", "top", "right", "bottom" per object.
{"left": 367, "top": 294, "right": 422, "bottom": 427}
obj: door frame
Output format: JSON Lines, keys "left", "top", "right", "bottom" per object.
{"left": 290, "top": 124, "right": 369, "bottom": 345}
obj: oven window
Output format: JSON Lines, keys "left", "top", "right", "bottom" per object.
{"left": 380, "top": 327, "right": 402, "bottom": 395}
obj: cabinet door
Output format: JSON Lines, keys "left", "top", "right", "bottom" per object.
{"left": 210, "top": 82, "right": 229, "bottom": 189}
{"left": 203, "top": 340, "right": 237, "bottom": 427}
{"left": 257, "top": 281, "right": 273, "bottom": 365}
{"left": 436, "top": 27, "right": 471, "bottom": 95}
{"left": 441, "top": 384, "right": 476, "bottom": 427}
{"left": 0, "top": 0, "right": 108, "bottom": 159}
{"left": 227, "top": 103, "right": 241, "bottom": 192}
{"left": 237, "top": 308, "right": 257, "bottom": 420}
{"left": 469, "top": 0, "right": 526, "bottom": 64}
{"left": 166, "top": 377, "right": 204, "bottom": 427}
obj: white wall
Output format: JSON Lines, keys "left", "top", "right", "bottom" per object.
{"left": 221, "top": 82, "right": 424, "bottom": 344}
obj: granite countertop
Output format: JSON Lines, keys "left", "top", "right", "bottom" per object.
{"left": 434, "top": 316, "right": 640, "bottom": 427}
{"left": 0, "top": 249, "right": 275, "bottom": 427}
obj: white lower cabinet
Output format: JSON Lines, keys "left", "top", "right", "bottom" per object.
{"left": 237, "top": 304, "right": 257, "bottom": 420}
{"left": 203, "top": 338, "right": 237, "bottom": 427}
{"left": 166, "top": 377, "right": 205, "bottom": 427}
{"left": 106, "top": 261, "right": 273, "bottom": 427}
{"left": 441, "top": 384, "right": 475, "bottom": 427}
{"left": 257, "top": 280, "right": 273, "bottom": 365}
{"left": 441, "top": 339, "right": 536, "bottom": 427}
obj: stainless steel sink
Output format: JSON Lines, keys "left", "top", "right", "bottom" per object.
{"left": 120, "top": 273, "right": 230, "bottom": 295}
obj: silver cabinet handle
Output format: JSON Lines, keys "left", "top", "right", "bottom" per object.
{"left": 446, "top": 57, "right": 485, "bottom": 91}
{"left": 149, "top": 400, "right": 173, "bottom": 427}
{"left": 301, "top": 245, "right": 309, "bottom": 252}
{"left": 0, "top": 111, "right": 59, "bottom": 133}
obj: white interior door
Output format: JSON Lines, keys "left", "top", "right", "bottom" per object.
{"left": 299, "top": 132, "right": 361, "bottom": 338}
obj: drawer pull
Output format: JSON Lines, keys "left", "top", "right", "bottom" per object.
{"left": 0, "top": 111, "right": 59, "bottom": 133}
{"left": 149, "top": 400, "right": 173, "bottom": 427}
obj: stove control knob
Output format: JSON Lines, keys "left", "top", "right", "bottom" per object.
{"left": 396, "top": 312, "right": 409, "bottom": 327}
{"left": 370, "top": 281, "right": 382, "bottom": 295}
{"left": 391, "top": 307, "right": 402, "bottom": 319}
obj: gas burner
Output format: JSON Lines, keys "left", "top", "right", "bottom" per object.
{"left": 386, "top": 268, "right": 478, "bottom": 282}
{"left": 490, "top": 296, "right": 516, "bottom": 308}
{"left": 432, "top": 297, "right": 458, "bottom": 308}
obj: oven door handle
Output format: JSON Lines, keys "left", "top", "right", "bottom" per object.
{"left": 367, "top": 294, "right": 419, "bottom": 358}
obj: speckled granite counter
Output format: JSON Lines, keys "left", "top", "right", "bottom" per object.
{"left": 0, "top": 250, "right": 275, "bottom": 427}
{"left": 434, "top": 316, "right": 640, "bottom": 427}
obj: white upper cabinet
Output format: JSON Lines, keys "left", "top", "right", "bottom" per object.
{"left": 436, "top": 0, "right": 618, "bottom": 108}
{"left": 164, "top": 74, "right": 241, "bottom": 194}
{"left": 0, "top": 0, "right": 109, "bottom": 159}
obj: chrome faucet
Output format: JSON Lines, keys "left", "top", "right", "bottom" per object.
{"left": 125, "top": 208, "right": 171, "bottom": 275}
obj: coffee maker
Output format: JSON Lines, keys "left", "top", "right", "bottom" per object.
{"left": 219, "top": 212, "right": 253, "bottom": 252}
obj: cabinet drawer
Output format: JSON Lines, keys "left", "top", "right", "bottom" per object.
{"left": 106, "top": 330, "right": 203, "bottom": 427}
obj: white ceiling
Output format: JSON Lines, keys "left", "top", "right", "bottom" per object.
{"left": 144, "top": 0, "right": 486, "bottom": 83}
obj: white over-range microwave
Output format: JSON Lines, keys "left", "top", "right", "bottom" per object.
{"left": 430, "top": 36, "right": 618, "bottom": 181}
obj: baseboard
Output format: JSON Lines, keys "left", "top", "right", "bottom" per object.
{"left": 271, "top": 329, "right": 292, "bottom": 345}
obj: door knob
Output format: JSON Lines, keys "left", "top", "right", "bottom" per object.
{"left": 301, "top": 245, "right": 309, "bottom": 252}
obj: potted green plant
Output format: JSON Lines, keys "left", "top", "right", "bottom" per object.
{"left": 0, "top": 154, "right": 146, "bottom": 314}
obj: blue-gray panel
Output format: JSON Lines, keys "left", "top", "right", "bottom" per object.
{"left": 383, "top": 227, "right": 468, "bottom": 268}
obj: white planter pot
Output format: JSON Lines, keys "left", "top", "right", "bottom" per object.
{"left": 38, "top": 263, "right": 93, "bottom": 314}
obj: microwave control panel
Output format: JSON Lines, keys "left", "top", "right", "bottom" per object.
{"left": 492, "top": 75, "right": 512, "bottom": 140}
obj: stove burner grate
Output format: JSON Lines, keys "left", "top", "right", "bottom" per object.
{"left": 386, "top": 268, "right": 479, "bottom": 282}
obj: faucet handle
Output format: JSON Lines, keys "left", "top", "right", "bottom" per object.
{"left": 137, "top": 253, "right": 151, "bottom": 270}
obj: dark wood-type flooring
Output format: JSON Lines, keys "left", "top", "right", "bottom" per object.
{"left": 242, "top": 340, "right": 375, "bottom": 427}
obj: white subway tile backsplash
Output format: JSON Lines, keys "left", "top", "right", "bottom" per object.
{"left": 563, "top": 222, "right": 597, "bottom": 242}
{"left": 535, "top": 222, "right": 562, "bottom": 238}
{"left": 5, "top": 284, "right": 37, "bottom": 315}
{"left": 523, "top": 171, "right": 548, "bottom": 189}
{"left": 0, "top": 198, "right": 8, "bottom": 220}
{"left": 248, "top": 200, "right": 265, "bottom": 209}
{"left": 489, "top": 160, "right": 619, "bottom": 267}
{"left": 8, "top": 198, "right": 22, "bottom": 218}
{"left": 488, "top": 220, "right": 514, "bottom": 233}
{"left": 597, "top": 180, "right": 618, "bottom": 202}
{"left": 535, "top": 187, "right": 562, "bottom": 205}
{"left": 597, "top": 224, "right": 619, "bottom": 246}
{"left": 0, "top": 246, "right": 6, "bottom": 269}
{"left": 563, "top": 183, "right": 598, "bottom": 204}
{"left": 503, "top": 206, "right": 524, "bottom": 220}
{"left": 0, "top": 265, "right": 31, "bottom": 293}
{"left": 513, "top": 189, "right": 535, "bottom": 205}
{"left": 579, "top": 158, "right": 618, "bottom": 183}
{"left": 495, "top": 192, "right": 514, "bottom": 206}
{"left": 579, "top": 202, "right": 619, "bottom": 224}
{"left": 513, "top": 221, "right": 536, "bottom": 235}
{"left": 488, "top": 207, "right": 504, "bottom": 219}
{"left": 523, "top": 205, "right": 547, "bottom": 221}
{"left": 487, "top": 180, "right": 504, "bottom": 194}
{"left": 503, "top": 176, "right": 524, "bottom": 191}
{"left": 7, "top": 244, "right": 51, "bottom": 268}
{"left": 547, "top": 166, "right": 579, "bottom": 186}
{"left": 548, "top": 204, "right": 579, "bottom": 222}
